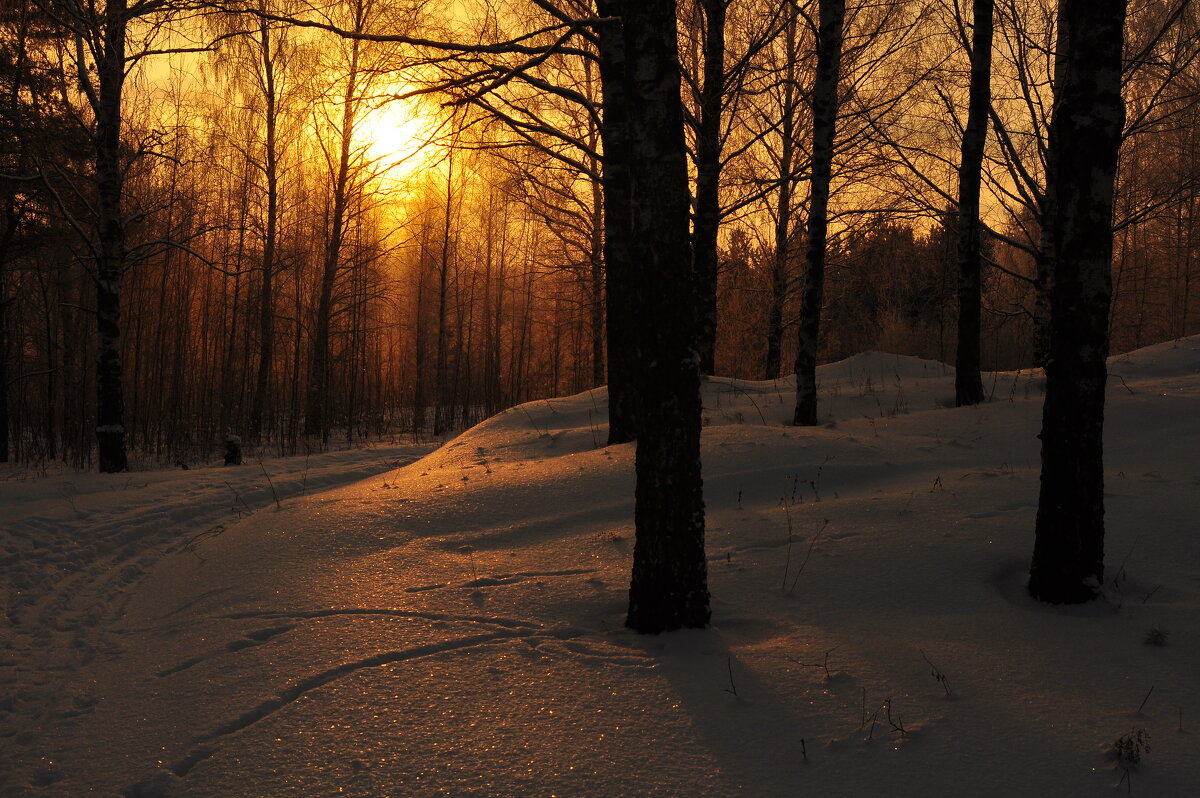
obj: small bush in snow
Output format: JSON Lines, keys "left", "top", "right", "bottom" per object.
{"left": 1143, "top": 627, "right": 1169, "bottom": 647}
{"left": 1112, "top": 728, "right": 1149, "bottom": 769}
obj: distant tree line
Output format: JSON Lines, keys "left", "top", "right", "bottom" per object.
{"left": 0, "top": 0, "right": 1186, "bottom": 474}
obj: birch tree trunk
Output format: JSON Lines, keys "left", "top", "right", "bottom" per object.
{"left": 596, "top": 0, "right": 638, "bottom": 444}
{"left": 692, "top": 0, "right": 725, "bottom": 375}
{"left": 589, "top": 157, "right": 606, "bottom": 389}
{"left": 954, "top": 0, "right": 994, "bottom": 407}
{"left": 433, "top": 155, "right": 453, "bottom": 436}
{"left": 764, "top": 4, "right": 799, "bottom": 380}
{"left": 249, "top": 15, "right": 281, "bottom": 442}
{"left": 1029, "top": 0, "right": 1127, "bottom": 603}
{"left": 619, "top": 0, "right": 710, "bottom": 633}
{"left": 91, "top": 0, "right": 128, "bottom": 472}
{"left": 793, "top": 0, "right": 844, "bottom": 426}
{"left": 1032, "top": 221, "right": 1054, "bottom": 367}
{"left": 0, "top": 290, "right": 8, "bottom": 463}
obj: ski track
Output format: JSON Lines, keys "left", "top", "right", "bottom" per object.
{"left": 131, "top": 619, "right": 650, "bottom": 790}
{"left": 0, "top": 447, "right": 428, "bottom": 726}
{"left": 168, "top": 630, "right": 531, "bottom": 778}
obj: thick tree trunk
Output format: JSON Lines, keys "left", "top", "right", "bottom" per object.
{"left": 1029, "top": 0, "right": 1127, "bottom": 604}
{"left": 692, "top": 0, "right": 725, "bottom": 375}
{"left": 954, "top": 0, "right": 993, "bottom": 407}
{"left": 793, "top": 0, "right": 844, "bottom": 426}
{"left": 611, "top": 0, "right": 709, "bottom": 633}
{"left": 596, "top": 0, "right": 638, "bottom": 444}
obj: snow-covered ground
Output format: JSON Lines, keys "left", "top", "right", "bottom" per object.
{"left": 2, "top": 340, "right": 1198, "bottom": 796}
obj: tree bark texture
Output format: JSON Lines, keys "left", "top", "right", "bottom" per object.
{"left": 1032, "top": 224, "right": 1054, "bottom": 368}
{"left": 954, "top": 0, "right": 993, "bottom": 407}
{"left": 1029, "top": 0, "right": 1127, "bottom": 603}
{"left": 614, "top": 0, "right": 710, "bottom": 633}
{"left": 93, "top": 0, "right": 128, "bottom": 472}
{"left": 793, "top": 0, "right": 844, "bottom": 426}
{"left": 596, "top": 0, "right": 638, "bottom": 444}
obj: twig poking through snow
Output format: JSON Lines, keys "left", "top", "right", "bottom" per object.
{"left": 1137, "top": 686, "right": 1155, "bottom": 714}
{"left": 259, "top": 462, "right": 281, "bottom": 509}
{"left": 788, "top": 647, "right": 837, "bottom": 680}
{"left": 724, "top": 657, "right": 738, "bottom": 697}
{"left": 780, "top": 501, "right": 795, "bottom": 591}
{"left": 224, "top": 482, "right": 252, "bottom": 515}
{"left": 885, "top": 698, "right": 906, "bottom": 737}
{"left": 788, "top": 519, "right": 829, "bottom": 594}
{"left": 1111, "top": 373, "right": 1136, "bottom": 394}
{"left": 518, "top": 404, "right": 546, "bottom": 437}
{"left": 920, "top": 649, "right": 952, "bottom": 696}
{"left": 461, "top": 546, "right": 479, "bottom": 587}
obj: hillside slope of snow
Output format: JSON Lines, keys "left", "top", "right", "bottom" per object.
{"left": 2, "top": 341, "right": 1198, "bottom": 796}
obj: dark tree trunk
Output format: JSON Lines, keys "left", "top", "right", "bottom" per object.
{"left": 692, "top": 0, "right": 725, "bottom": 375}
{"left": 94, "top": 0, "right": 128, "bottom": 472}
{"left": 1032, "top": 14, "right": 1069, "bottom": 371}
{"left": 954, "top": 0, "right": 993, "bottom": 407}
{"left": 1, "top": 202, "right": 16, "bottom": 464}
{"left": 793, "top": 0, "right": 844, "bottom": 426}
{"left": 249, "top": 19, "right": 279, "bottom": 442}
{"left": 0, "top": 293, "right": 8, "bottom": 464}
{"left": 597, "top": 0, "right": 638, "bottom": 444}
{"left": 413, "top": 236, "right": 428, "bottom": 433}
{"left": 433, "top": 156, "right": 453, "bottom": 437}
{"left": 609, "top": 0, "right": 709, "bottom": 633}
{"left": 589, "top": 173, "right": 606, "bottom": 388}
{"left": 1029, "top": 0, "right": 1127, "bottom": 604}
{"left": 1032, "top": 187, "right": 1056, "bottom": 368}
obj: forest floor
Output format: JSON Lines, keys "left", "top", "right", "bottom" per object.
{"left": 2, "top": 340, "right": 1199, "bottom": 796}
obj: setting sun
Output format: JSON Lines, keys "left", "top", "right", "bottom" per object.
{"left": 358, "top": 93, "right": 444, "bottom": 180}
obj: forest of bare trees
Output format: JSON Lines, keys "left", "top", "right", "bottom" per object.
{"left": 1, "top": 0, "right": 1196, "bottom": 475}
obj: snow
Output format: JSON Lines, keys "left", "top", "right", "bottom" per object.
{"left": 2, "top": 340, "right": 1199, "bottom": 797}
